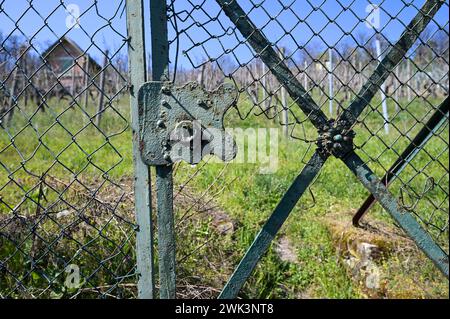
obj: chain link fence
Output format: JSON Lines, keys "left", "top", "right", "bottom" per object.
{"left": 164, "top": 0, "right": 448, "bottom": 298}
{"left": 167, "top": 0, "right": 449, "bottom": 258}
{"left": 0, "top": 0, "right": 137, "bottom": 298}
{"left": 1, "top": 0, "right": 449, "bottom": 299}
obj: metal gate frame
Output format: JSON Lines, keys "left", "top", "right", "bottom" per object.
{"left": 127, "top": 0, "right": 449, "bottom": 299}
{"left": 126, "top": 0, "right": 155, "bottom": 299}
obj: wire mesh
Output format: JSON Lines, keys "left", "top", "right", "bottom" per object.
{"left": 167, "top": 0, "right": 449, "bottom": 286}
{"left": 0, "top": 0, "right": 136, "bottom": 298}
{"left": 0, "top": 0, "right": 448, "bottom": 299}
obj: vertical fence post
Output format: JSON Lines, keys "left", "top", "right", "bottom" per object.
{"left": 261, "top": 62, "right": 268, "bottom": 114}
{"left": 278, "top": 48, "right": 289, "bottom": 137}
{"left": 375, "top": 37, "right": 389, "bottom": 134}
{"left": 6, "top": 66, "right": 18, "bottom": 126}
{"left": 394, "top": 67, "right": 399, "bottom": 111}
{"left": 83, "top": 55, "right": 90, "bottom": 110}
{"left": 96, "top": 50, "right": 109, "bottom": 126}
{"left": 303, "top": 60, "right": 308, "bottom": 92}
{"left": 328, "top": 48, "right": 333, "bottom": 117}
{"left": 23, "top": 55, "right": 28, "bottom": 107}
{"left": 407, "top": 57, "right": 412, "bottom": 102}
{"left": 126, "top": 0, "right": 155, "bottom": 299}
{"left": 71, "top": 61, "right": 76, "bottom": 97}
{"left": 150, "top": 0, "right": 176, "bottom": 299}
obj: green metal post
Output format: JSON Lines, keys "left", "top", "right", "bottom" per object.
{"left": 150, "top": 0, "right": 176, "bottom": 299}
{"left": 126, "top": 0, "right": 154, "bottom": 299}
{"left": 219, "top": 152, "right": 326, "bottom": 299}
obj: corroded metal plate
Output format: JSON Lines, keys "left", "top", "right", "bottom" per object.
{"left": 137, "top": 81, "right": 238, "bottom": 165}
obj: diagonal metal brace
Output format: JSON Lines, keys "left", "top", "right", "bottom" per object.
{"left": 138, "top": 81, "right": 238, "bottom": 165}
{"left": 216, "top": 0, "right": 328, "bottom": 129}
{"left": 340, "top": 0, "right": 445, "bottom": 127}
{"left": 342, "top": 151, "right": 449, "bottom": 277}
{"left": 219, "top": 151, "right": 326, "bottom": 298}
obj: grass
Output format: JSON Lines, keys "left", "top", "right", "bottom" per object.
{"left": 0, "top": 92, "right": 448, "bottom": 298}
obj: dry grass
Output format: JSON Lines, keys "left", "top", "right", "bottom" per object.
{"left": 323, "top": 211, "right": 449, "bottom": 299}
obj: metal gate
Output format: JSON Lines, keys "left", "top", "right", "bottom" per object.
{"left": 129, "top": 0, "right": 449, "bottom": 299}
{"left": 0, "top": 0, "right": 448, "bottom": 299}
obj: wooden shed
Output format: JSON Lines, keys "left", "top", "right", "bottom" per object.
{"left": 42, "top": 36, "right": 101, "bottom": 95}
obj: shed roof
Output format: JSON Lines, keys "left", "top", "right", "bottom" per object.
{"left": 42, "top": 36, "right": 101, "bottom": 70}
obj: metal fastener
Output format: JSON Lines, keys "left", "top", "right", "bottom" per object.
{"left": 161, "top": 86, "right": 171, "bottom": 94}
{"left": 333, "top": 134, "right": 343, "bottom": 142}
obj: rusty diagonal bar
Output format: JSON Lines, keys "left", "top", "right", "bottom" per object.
{"left": 216, "top": 0, "right": 448, "bottom": 299}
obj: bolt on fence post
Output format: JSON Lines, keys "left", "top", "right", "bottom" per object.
{"left": 150, "top": 0, "right": 177, "bottom": 299}
{"left": 126, "top": 0, "right": 155, "bottom": 299}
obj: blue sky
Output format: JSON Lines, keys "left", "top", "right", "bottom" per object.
{"left": 0, "top": 0, "right": 448, "bottom": 69}
{"left": 169, "top": 0, "right": 449, "bottom": 70}
{"left": 0, "top": 0, "right": 128, "bottom": 60}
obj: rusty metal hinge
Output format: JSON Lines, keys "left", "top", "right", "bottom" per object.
{"left": 137, "top": 81, "right": 238, "bottom": 165}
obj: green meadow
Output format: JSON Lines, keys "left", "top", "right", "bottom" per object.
{"left": 0, "top": 93, "right": 448, "bottom": 298}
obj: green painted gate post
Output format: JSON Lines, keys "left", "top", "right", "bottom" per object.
{"left": 150, "top": 0, "right": 177, "bottom": 299}
{"left": 126, "top": 0, "right": 155, "bottom": 299}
